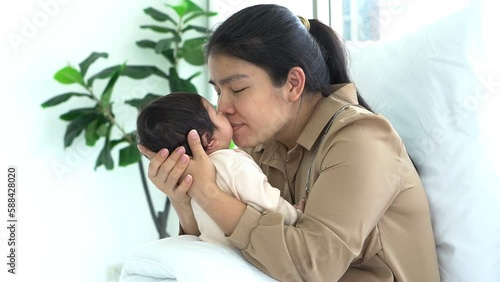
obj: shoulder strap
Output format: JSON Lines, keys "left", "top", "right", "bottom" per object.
{"left": 305, "top": 104, "right": 351, "bottom": 194}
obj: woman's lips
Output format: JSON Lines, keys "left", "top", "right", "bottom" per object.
{"left": 231, "top": 123, "right": 244, "bottom": 132}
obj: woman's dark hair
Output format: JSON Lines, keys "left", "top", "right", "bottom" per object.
{"left": 205, "top": 4, "right": 373, "bottom": 112}
{"left": 136, "top": 92, "right": 217, "bottom": 156}
{"left": 204, "top": 4, "right": 423, "bottom": 172}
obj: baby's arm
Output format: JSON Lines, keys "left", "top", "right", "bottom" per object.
{"left": 224, "top": 152, "right": 300, "bottom": 226}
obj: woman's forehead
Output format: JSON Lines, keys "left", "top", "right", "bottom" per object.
{"left": 208, "top": 55, "right": 265, "bottom": 84}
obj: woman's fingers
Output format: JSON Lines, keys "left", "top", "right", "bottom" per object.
{"left": 147, "top": 148, "right": 169, "bottom": 179}
{"left": 175, "top": 174, "right": 193, "bottom": 196}
{"left": 187, "top": 130, "right": 205, "bottom": 160}
{"left": 164, "top": 148, "right": 190, "bottom": 189}
{"left": 136, "top": 144, "right": 169, "bottom": 179}
{"left": 137, "top": 144, "right": 193, "bottom": 204}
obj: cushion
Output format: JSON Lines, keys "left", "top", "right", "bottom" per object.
{"left": 119, "top": 235, "right": 277, "bottom": 282}
{"left": 347, "top": 1, "right": 500, "bottom": 281}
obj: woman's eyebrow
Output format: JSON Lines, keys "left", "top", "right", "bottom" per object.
{"left": 208, "top": 74, "right": 250, "bottom": 86}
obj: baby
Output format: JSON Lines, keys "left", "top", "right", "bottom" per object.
{"left": 136, "top": 92, "right": 299, "bottom": 247}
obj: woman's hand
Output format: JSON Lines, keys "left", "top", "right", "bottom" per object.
{"left": 137, "top": 144, "right": 193, "bottom": 205}
{"left": 183, "top": 130, "right": 218, "bottom": 201}
{"left": 185, "top": 130, "right": 246, "bottom": 235}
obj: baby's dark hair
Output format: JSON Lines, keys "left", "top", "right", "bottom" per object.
{"left": 136, "top": 92, "right": 217, "bottom": 156}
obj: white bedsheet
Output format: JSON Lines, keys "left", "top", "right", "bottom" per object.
{"left": 119, "top": 235, "right": 277, "bottom": 282}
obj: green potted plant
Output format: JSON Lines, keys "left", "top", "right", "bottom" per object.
{"left": 41, "top": 0, "right": 216, "bottom": 239}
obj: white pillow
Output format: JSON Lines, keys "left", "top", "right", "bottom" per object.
{"left": 347, "top": 1, "right": 500, "bottom": 281}
{"left": 119, "top": 235, "right": 277, "bottom": 282}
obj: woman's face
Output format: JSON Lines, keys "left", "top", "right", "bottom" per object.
{"left": 208, "top": 54, "right": 294, "bottom": 148}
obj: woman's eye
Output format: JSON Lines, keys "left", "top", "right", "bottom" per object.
{"left": 232, "top": 87, "right": 248, "bottom": 93}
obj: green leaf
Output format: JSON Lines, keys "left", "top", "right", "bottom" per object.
{"left": 63, "top": 114, "right": 96, "bottom": 147}
{"left": 41, "top": 92, "right": 88, "bottom": 108}
{"left": 168, "top": 67, "right": 197, "bottom": 92}
{"left": 95, "top": 139, "right": 114, "bottom": 170}
{"left": 84, "top": 118, "right": 100, "bottom": 146}
{"left": 110, "top": 138, "right": 127, "bottom": 149}
{"left": 182, "top": 25, "right": 208, "bottom": 33}
{"left": 95, "top": 126, "right": 114, "bottom": 170}
{"left": 85, "top": 115, "right": 111, "bottom": 147}
{"left": 119, "top": 144, "right": 141, "bottom": 167}
{"left": 122, "top": 65, "right": 169, "bottom": 80}
{"left": 143, "top": 7, "right": 176, "bottom": 24}
{"left": 166, "top": 0, "right": 203, "bottom": 17}
{"left": 54, "top": 66, "right": 85, "bottom": 86}
{"left": 187, "top": 71, "right": 202, "bottom": 81}
{"left": 79, "top": 52, "right": 108, "bottom": 78}
{"left": 140, "top": 25, "right": 178, "bottom": 35}
{"left": 163, "top": 49, "right": 175, "bottom": 64}
{"left": 184, "top": 11, "right": 217, "bottom": 24}
{"left": 180, "top": 37, "right": 206, "bottom": 66}
{"left": 96, "top": 123, "right": 109, "bottom": 137}
{"left": 155, "top": 38, "right": 175, "bottom": 54}
{"left": 136, "top": 40, "right": 176, "bottom": 63}
{"left": 88, "top": 65, "right": 169, "bottom": 87}
{"left": 100, "top": 64, "right": 124, "bottom": 111}
{"left": 125, "top": 93, "right": 162, "bottom": 110}
{"left": 87, "top": 66, "right": 116, "bottom": 86}
{"left": 59, "top": 107, "right": 96, "bottom": 121}
{"left": 136, "top": 39, "right": 157, "bottom": 49}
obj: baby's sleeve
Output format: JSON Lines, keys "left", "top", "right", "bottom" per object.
{"left": 224, "top": 152, "right": 300, "bottom": 226}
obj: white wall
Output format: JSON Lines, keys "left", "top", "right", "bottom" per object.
{"left": 0, "top": 0, "right": 208, "bottom": 281}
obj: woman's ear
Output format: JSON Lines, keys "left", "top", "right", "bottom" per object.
{"left": 285, "top": 66, "right": 306, "bottom": 102}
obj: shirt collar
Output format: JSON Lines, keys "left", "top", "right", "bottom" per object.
{"left": 297, "top": 83, "right": 359, "bottom": 151}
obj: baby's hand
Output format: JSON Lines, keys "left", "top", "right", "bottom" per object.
{"left": 294, "top": 198, "right": 306, "bottom": 212}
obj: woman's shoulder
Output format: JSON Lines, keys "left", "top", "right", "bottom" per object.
{"left": 299, "top": 92, "right": 401, "bottom": 152}
{"left": 334, "top": 103, "right": 393, "bottom": 131}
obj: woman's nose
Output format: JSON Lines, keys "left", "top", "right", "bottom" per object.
{"left": 217, "top": 92, "right": 235, "bottom": 115}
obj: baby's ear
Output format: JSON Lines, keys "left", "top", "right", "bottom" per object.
{"left": 201, "top": 132, "right": 219, "bottom": 150}
{"left": 200, "top": 132, "right": 210, "bottom": 147}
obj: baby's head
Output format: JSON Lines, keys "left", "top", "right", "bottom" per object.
{"left": 136, "top": 92, "right": 233, "bottom": 156}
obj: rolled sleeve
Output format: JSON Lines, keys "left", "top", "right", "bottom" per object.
{"left": 229, "top": 205, "right": 262, "bottom": 249}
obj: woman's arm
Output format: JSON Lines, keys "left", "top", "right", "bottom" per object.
{"left": 138, "top": 144, "right": 199, "bottom": 236}
{"left": 171, "top": 200, "right": 200, "bottom": 236}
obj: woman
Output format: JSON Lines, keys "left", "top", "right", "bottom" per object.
{"left": 139, "top": 4, "right": 440, "bottom": 282}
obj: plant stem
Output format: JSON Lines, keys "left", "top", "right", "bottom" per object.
{"left": 87, "top": 87, "right": 133, "bottom": 143}
{"left": 138, "top": 158, "right": 161, "bottom": 235}
{"left": 158, "top": 197, "right": 171, "bottom": 238}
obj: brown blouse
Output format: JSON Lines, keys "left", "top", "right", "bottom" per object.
{"left": 230, "top": 83, "right": 441, "bottom": 282}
